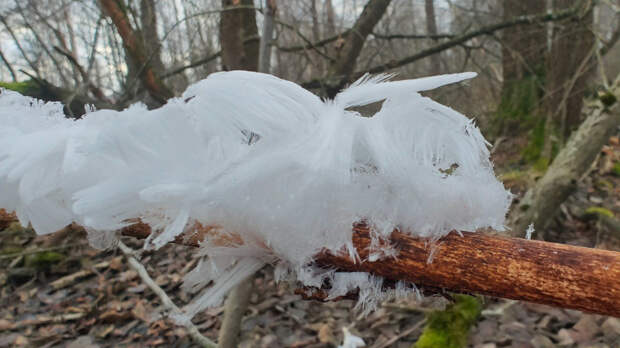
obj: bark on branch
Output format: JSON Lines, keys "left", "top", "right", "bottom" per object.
{"left": 2, "top": 209, "right": 620, "bottom": 316}
{"left": 121, "top": 221, "right": 620, "bottom": 317}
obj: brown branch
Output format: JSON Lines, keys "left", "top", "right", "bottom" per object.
{"left": 0, "top": 49, "right": 17, "bottom": 81}
{"left": 119, "top": 219, "right": 620, "bottom": 317}
{"left": 4, "top": 208, "right": 620, "bottom": 317}
{"left": 371, "top": 32, "right": 455, "bottom": 40}
{"left": 162, "top": 52, "right": 221, "bottom": 79}
{"left": 276, "top": 30, "right": 351, "bottom": 52}
{"left": 53, "top": 46, "right": 113, "bottom": 104}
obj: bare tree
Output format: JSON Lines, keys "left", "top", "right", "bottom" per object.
{"left": 219, "top": 0, "right": 259, "bottom": 71}
{"left": 425, "top": 0, "right": 441, "bottom": 75}
{"left": 98, "top": 0, "right": 173, "bottom": 106}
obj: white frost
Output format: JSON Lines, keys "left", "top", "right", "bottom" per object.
{"left": 0, "top": 71, "right": 512, "bottom": 318}
{"left": 526, "top": 223, "right": 535, "bottom": 240}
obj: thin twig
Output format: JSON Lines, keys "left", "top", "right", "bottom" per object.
{"left": 372, "top": 318, "right": 426, "bottom": 348}
{"left": 117, "top": 241, "right": 217, "bottom": 348}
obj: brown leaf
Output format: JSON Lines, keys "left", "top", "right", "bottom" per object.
{"left": 318, "top": 324, "right": 336, "bottom": 345}
{"left": 96, "top": 325, "right": 115, "bottom": 339}
{"left": 100, "top": 309, "right": 132, "bottom": 323}
{"left": 13, "top": 335, "right": 28, "bottom": 346}
{"left": 67, "top": 335, "right": 100, "bottom": 348}
{"left": 0, "top": 319, "right": 14, "bottom": 331}
{"left": 131, "top": 301, "right": 149, "bottom": 322}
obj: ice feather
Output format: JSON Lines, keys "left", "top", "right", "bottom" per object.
{"left": 0, "top": 71, "right": 511, "bottom": 318}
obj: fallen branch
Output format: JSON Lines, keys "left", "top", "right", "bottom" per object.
{"left": 2, "top": 312, "right": 86, "bottom": 331}
{"left": 117, "top": 241, "right": 217, "bottom": 348}
{"left": 3, "top": 209, "right": 620, "bottom": 317}
{"left": 121, "top": 222, "right": 620, "bottom": 318}
{"left": 49, "top": 256, "right": 121, "bottom": 290}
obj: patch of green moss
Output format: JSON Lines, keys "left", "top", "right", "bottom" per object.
{"left": 494, "top": 71, "right": 545, "bottom": 136}
{"left": 595, "top": 179, "right": 614, "bottom": 191}
{"left": 612, "top": 163, "right": 620, "bottom": 177}
{"left": 497, "top": 77, "right": 539, "bottom": 123}
{"left": 584, "top": 206, "right": 614, "bottom": 219}
{"left": 2, "top": 222, "right": 34, "bottom": 235}
{"left": 0, "top": 80, "right": 38, "bottom": 95}
{"left": 414, "top": 295, "right": 482, "bottom": 348}
{"left": 599, "top": 91, "right": 617, "bottom": 108}
{"left": 1, "top": 245, "right": 24, "bottom": 255}
{"left": 499, "top": 170, "right": 526, "bottom": 182}
{"left": 25, "top": 251, "right": 65, "bottom": 270}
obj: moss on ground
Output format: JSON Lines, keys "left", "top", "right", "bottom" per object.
{"left": 612, "top": 162, "right": 620, "bottom": 177}
{"left": 584, "top": 206, "right": 615, "bottom": 219}
{"left": 414, "top": 295, "right": 482, "bottom": 348}
{"left": 25, "top": 251, "right": 65, "bottom": 270}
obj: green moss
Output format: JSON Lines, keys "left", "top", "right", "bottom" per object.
{"left": 595, "top": 179, "right": 614, "bottom": 191}
{"left": 25, "top": 251, "right": 65, "bottom": 270}
{"left": 599, "top": 91, "right": 617, "bottom": 108}
{"left": 1, "top": 245, "right": 24, "bottom": 255}
{"left": 584, "top": 206, "right": 614, "bottom": 219}
{"left": 414, "top": 295, "right": 482, "bottom": 348}
{"left": 494, "top": 72, "right": 545, "bottom": 136}
{"left": 2, "top": 222, "right": 34, "bottom": 235}
{"left": 0, "top": 80, "right": 39, "bottom": 95}
{"left": 612, "top": 163, "right": 620, "bottom": 177}
{"left": 497, "top": 77, "right": 539, "bottom": 123}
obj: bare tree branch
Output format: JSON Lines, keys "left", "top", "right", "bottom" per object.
{"left": 53, "top": 46, "right": 112, "bottom": 104}
{"left": 0, "top": 49, "right": 17, "bottom": 81}
{"left": 98, "top": 0, "right": 173, "bottom": 105}
{"left": 117, "top": 241, "right": 217, "bottom": 348}
{"left": 301, "top": 3, "right": 585, "bottom": 90}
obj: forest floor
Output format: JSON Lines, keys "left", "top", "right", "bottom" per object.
{"left": 1, "top": 134, "right": 620, "bottom": 348}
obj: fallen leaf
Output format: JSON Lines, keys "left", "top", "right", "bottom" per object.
{"left": 0, "top": 319, "right": 14, "bottom": 331}
{"left": 318, "top": 324, "right": 336, "bottom": 345}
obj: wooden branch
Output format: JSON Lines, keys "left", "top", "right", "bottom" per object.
{"left": 3, "top": 209, "right": 620, "bottom": 317}
{"left": 120, "top": 221, "right": 620, "bottom": 317}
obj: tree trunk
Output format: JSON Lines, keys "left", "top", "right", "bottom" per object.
{"left": 510, "top": 75, "right": 620, "bottom": 236}
{"left": 545, "top": 0, "right": 595, "bottom": 141}
{"left": 424, "top": 0, "right": 441, "bottom": 75}
{"left": 217, "top": 4, "right": 261, "bottom": 347}
{"left": 139, "top": 0, "right": 166, "bottom": 77}
{"left": 501, "top": 1, "right": 546, "bottom": 81}
{"left": 98, "top": 0, "right": 173, "bottom": 106}
{"left": 324, "top": 0, "right": 336, "bottom": 38}
{"left": 258, "top": 0, "right": 276, "bottom": 74}
{"left": 326, "top": 0, "right": 391, "bottom": 94}
{"left": 219, "top": 0, "right": 259, "bottom": 71}
{"left": 496, "top": 0, "right": 546, "bottom": 136}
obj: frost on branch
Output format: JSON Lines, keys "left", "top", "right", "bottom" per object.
{"left": 0, "top": 71, "right": 511, "bottom": 319}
